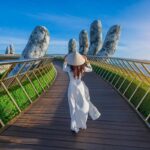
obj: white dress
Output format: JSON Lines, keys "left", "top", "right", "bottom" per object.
{"left": 63, "top": 62, "right": 101, "bottom": 133}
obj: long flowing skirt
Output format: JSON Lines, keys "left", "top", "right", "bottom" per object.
{"left": 67, "top": 80, "right": 101, "bottom": 133}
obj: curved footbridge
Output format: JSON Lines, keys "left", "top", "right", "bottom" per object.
{"left": 0, "top": 57, "right": 150, "bottom": 150}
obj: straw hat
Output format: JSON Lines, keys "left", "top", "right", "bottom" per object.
{"left": 65, "top": 51, "right": 85, "bottom": 66}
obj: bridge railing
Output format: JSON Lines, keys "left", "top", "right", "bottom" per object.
{"left": 0, "top": 57, "right": 57, "bottom": 128}
{"left": 87, "top": 56, "right": 150, "bottom": 127}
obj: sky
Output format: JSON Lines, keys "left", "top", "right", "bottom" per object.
{"left": 0, "top": 0, "right": 149, "bottom": 59}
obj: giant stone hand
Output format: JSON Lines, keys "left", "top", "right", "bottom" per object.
{"left": 98, "top": 25, "right": 121, "bottom": 57}
{"left": 22, "top": 26, "right": 50, "bottom": 59}
{"left": 68, "top": 38, "right": 77, "bottom": 53}
{"left": 82, "top": 20, "right": 121, "bottom": 56}
{"left": 79, "top": 30, "right": 89, "bottom": 55}
{"left": 5, "top": 44, "right": 15, "bottom": 54}
{"left": 88, "top": 20, "right": 102, "bottom": 55}
{"left": 8, "top": 26, "right": 50, "bottom": 76}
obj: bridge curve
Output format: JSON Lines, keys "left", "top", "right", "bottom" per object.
{"left": 0, "top": 61, "right": 150, "bottom": 150}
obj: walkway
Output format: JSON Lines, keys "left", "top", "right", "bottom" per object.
{"left": 0, "top": 61, "right": 150, "bottom": 150}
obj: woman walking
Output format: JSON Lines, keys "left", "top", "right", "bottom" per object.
{"left": 63, "top": 51, "right": 101, "bottom": 133}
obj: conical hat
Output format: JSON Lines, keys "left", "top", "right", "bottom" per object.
{"left": 66, "top": 51, "right": 85, "bottom": 66}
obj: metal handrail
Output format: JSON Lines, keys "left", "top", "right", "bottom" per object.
{"left": 88, "top": 56, "right": 150, "bottom": 84}
{"left": 0, "top": 57, "right": 52, "bottom": 65}
{"left": 87, "top": 55, "right": 150, "bottom": 127}
{"left": 0, "top": 54, "right": 149, "bottom": 128}
{"left": 0, "top": 56, "right": 57, "bottom": 127}
{"left": 87, "top": 55, "right": 150, "bottom": 64}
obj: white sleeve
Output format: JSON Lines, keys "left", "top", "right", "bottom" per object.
{"left": 63, "top": 62, "right": 70, "bottom": 72}
{"left": 84, "top": 63, "right": 93, "bottom": 72}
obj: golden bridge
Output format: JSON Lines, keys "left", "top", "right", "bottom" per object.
{"left": 0, "top": 55, "right": 150, "bottom": 150}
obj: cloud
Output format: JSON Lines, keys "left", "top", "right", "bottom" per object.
{"left": 0, "top": 36, "right": 27, "bottom": 54}
{"left": 110, "top": 0, "right": 150, "bottom": 59}
{"left": 0, "top": 35, "right": 69, "bottom": 55}
{"left": 48, "top": 39, "right": 68, "bottom": 54}
{"left": 116, "top": 42, "right": 150, "bottom": 60}
{"left": 0, "top": 1, "right": 149, "bottom": 59}
{"left": 0, "top": 27, "right": 31, "bottom": 54}
{"left": 0, "top": 36, "right": 27, "bottom": 45}
{"left": 26, "top": 13, "right": 91, "bottom": 30}
{"left": 48, "top": 39, "right": 80, "bottom": 54}
{"left": 27, "top": 8, "right": 150, "bottom": 59}
{"left": 50, "top": 39, "right": 68, "bottom": 46}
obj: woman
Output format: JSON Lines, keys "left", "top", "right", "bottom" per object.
{"left": 63, "top": 51, "right": 101, "bottom": 133}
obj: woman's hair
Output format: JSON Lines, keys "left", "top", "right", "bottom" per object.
{"left": 69, "top": 63, "right": 86, "bottom": 79}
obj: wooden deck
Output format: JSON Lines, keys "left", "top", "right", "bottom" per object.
{"left": 0, "top": 61, "right": 150, "bottom": 150}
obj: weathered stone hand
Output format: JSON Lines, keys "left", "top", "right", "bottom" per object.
{"left": 8, "top": 26, "right": 50, "bottom": 76}
{"left": 98, "top": 24, "right": 121, "bottom": 57}
{"left": 5, "top": 46, "right": 10, "bottom": 54}
{"left": 21, "top": 26, "right": 50, "bottom": 59}
{"left": 5, "top": 44, "right": 15, "bottom": 54}
{"left": 88, "top": 20, "right": 102, "bottom": 55}
{"left": 79, "top": 20, "right": 121, "bottom": 56}
{"left": 68, "top": 38, "right": 77, "bottom": 53}
{"left": 79, "top": 30, "right": 89, "bottom": 55}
